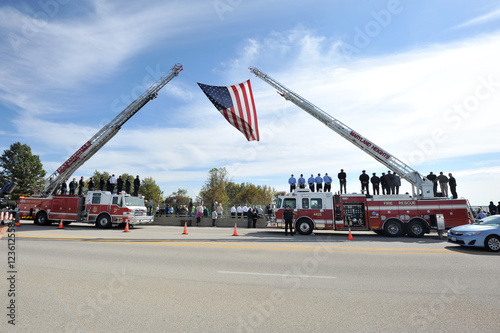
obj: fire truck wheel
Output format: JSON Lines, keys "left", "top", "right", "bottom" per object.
{"left": 383, "top": 219, "right": 403, "bottom": 237}
{"left": 407, "top": 220, "right": 425, "bottom": 238}
{"left": 485, "top": 235, "right": 500, "bottom": 252}
{"left": 34, "top": 211, "right": 51, "bottom": 226}
{"left": 96, "top": 214, "right": 112, "bottom": 229}
{"left": 296, "top": 219, "right": 314, "bottom": 235}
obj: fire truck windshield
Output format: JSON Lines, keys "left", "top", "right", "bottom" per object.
{"left": 124, "top": 196, "right": 146, "bottom": 207}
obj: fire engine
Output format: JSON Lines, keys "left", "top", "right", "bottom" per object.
{"left": 19, "top": 191, "right": 150, "bottom": 228}
{"left": 18, "top": 63, "right": 183, "bottom": 228}
{"left": 249, "top": 67, "right": 474, "bottom": 237}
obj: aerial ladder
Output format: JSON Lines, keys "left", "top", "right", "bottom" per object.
{"left": 43, "top": 63, "right": 183, "bottom": 197}
{"left": 249, "top": 67, "right": 434, "bottom": 199}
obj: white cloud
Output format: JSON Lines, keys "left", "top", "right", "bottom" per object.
{"left": 451, "top": 7, "right": 500, "bottom": 30}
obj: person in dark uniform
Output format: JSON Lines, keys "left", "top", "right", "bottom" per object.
{"left": 387, "top": 171, "right": 395, "bottom": 195}
{"left": 252, "top": 206, "right": 258, "bottom": 228}
{"left": 69, "top": 178, "right": 77, "bottom": 195}
{"left": 117, "top": 175, "right": 124, "bottom": 194}
{"left": 99, "top": 175, "right": 105, "bottom": 191}
{"left": 448, "top": 173, "right": 457, "bottom": 199}
{"left": 88, "top": 177, "right": 95, "bottom": 191}
{"left": 78, "top": 176, "right": 84, "bottom": 195}
{"left": 380, "top": 173, "right": 388, "bottom": 195}
{"left": 247, "top": 207, "right": 254, "bottom": 228}
{"left": 370, "top": 173, "right": 380, "bottom": 195}
{"left": 61, "top": 180, "right": 67, "bottom": 195}
{"left": 283, "top": 205, "right": 295, "bottom": 236}
{"left": 125, "top": 177, "right": 131, "bottom": 194}
{"left": 338, "top": 169, "right": 347, "bottom": 194}
{"left": 133, "top": 175, "right": 140, "bottom": 196}
{"left": 308, "top": 174, "right": 315, "bottom": 192}
{"left": 359, "top": 170, "right": 369, "bottom": 195}
{"left": 106, "top": 177, "right": 111, "bottom": 192}
{"left": 426, "top": 172, "right": 437, "bottom": 197}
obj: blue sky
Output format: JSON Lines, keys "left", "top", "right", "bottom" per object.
{"left": 0, "top": 0, "right": 499, "bottom": 205}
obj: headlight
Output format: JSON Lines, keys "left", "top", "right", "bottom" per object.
{"left": 464, "top": 231, "right": 482, "bottom": 236}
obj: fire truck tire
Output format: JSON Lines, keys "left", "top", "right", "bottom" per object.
{"left": 383, "top": 219, "right": 403, "bottom": 237}
{"left": 407, "top": 220, "right": 425, "bottom": 238}
{"left": 34, "top": 211, "right": 51, "bottom": 226}
{"left": 485, "top": 235, "right": 500, "bottom": 252}
{"left": 96, "top": 214, "right": 112, "bottom": 229}
{"left": 296, "top": 219, "right": 314, "bottom": 235}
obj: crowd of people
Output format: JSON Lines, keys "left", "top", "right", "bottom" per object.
{"left": 287, "top": 170, "right": 459, "bottom": 198}
{"left": 58, "top": 174, "right": 142, "bottom": 196}
{"left": 154, "top": 200, "right": 271, "bottom": 229}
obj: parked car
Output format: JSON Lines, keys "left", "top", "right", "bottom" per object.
{"left": 448, "top": 215, "right": 500, "bottom": 252}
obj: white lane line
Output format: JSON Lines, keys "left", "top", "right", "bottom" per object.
{"left": 218, "top": 271, "right": 336, "bottom": 279}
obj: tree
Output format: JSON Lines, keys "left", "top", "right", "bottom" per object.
{"left": 171, "top": 188, "right": 188, "bottom": 197}
{"left": 198, "top": 167, "right": 230, "bottom": 204}
{"left": 140, "top": 177, "right": 162, "bottom": 208}
{"left": 0, "top": 142, "right": 46, "bottom": 199}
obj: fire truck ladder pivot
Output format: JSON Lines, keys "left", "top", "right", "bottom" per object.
{"left": 43, "top": 63, "right": 183, "bottom": 197}
{"left": 249, "top": 66, "right": 432, "bottom": 199}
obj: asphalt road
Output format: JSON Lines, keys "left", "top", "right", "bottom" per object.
{"left": 1, "top": 222, "right": 499, "bottom": 332}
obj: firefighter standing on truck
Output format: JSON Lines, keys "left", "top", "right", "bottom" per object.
{"left": 283, "top": 205, "right": 295, "bottom": 236}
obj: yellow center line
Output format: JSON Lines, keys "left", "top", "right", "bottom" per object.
{"left": 17, "top": 234, "right": 451, "bottom": 254}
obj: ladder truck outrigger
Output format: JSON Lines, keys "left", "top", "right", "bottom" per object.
{"left": 18, "top": 63, "right": 183, "bottom": 228}
{"left": 250, "top": 67, "right": 474, "bottom": 237}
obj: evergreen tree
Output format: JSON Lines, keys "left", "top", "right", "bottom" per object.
{"left": 0, "top": 142, "right": 46, "bottom": 199}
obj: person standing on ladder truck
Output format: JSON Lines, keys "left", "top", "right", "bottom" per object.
{"left": 323, "top": 173, "right": 332, "bottom": 192}
{"left": 308, "top": 174, "right": 315, "bottom": 192}
{"left": 288, "top": 174, "right": 296, "bottom": 193}
{"left": 359, "top": 170, "right": 369, "bottom": 195}
{"left": 315, "top": 173, "right": 323, "bottom": 192}
{"left": 338, "top": 169, "right": 347, "bottom": 194}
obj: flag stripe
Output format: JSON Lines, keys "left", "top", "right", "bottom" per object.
{"left": 246, "top": 80, "right": 259, "bottom": 141}
{"left": 230, "top": 84, "right": 252, "bottom": 140}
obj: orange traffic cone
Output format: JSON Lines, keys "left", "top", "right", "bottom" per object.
{"left": 58, "top": 220, "right": 64, "bottom": 229}
{"left": 123, "top": 220, "right": 130, "bottom": 232}
{"left": 347, "top": 227, "right": 354, "bottom": 240}
{"left": 16, "top": 219, "right": 21, "bottom": 227}
{"left": 232, "top": 223, "right": 239, "bottom": 236}
{"left": 182, "top": 221, "right": 188, "bottom": 235}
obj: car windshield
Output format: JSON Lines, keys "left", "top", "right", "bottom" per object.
{"left": 124, "top": 196, "right": 146, "bottom": 207}
{"left": 473, "top": 215, "right": 500, "bottom": 226}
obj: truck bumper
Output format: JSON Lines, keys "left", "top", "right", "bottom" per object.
{"left": 127, "top": 216, "right": 154, "bottom": 225}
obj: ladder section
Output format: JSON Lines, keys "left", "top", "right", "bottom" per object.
{"left": 249, "top": 67, "right": 428, "bottom": 197}
{"left": 44, "top": 63, "right": 183, "bottom": 196}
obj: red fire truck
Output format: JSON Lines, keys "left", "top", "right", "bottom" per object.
{"left": 270, "top": 189, "right": 473, "bottom": 237}
{"left": 19, "top": 191, "right": 152, "bottom": 228}
{"left": 17, "top": 64, "right": 183, "bottom": 228}
{"left": 249, "top": 67, "right": 474, "bottom": 236}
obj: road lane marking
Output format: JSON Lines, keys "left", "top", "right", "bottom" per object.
{"left": 16, "top": 235, "right": 453, "bottom": 254}
{"left": 218, "top": 271, "right": 336, "bottom": 279}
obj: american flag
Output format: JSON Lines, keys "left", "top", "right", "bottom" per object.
{"left": 198, "top": 80, "right": 260, "bottom": 141}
